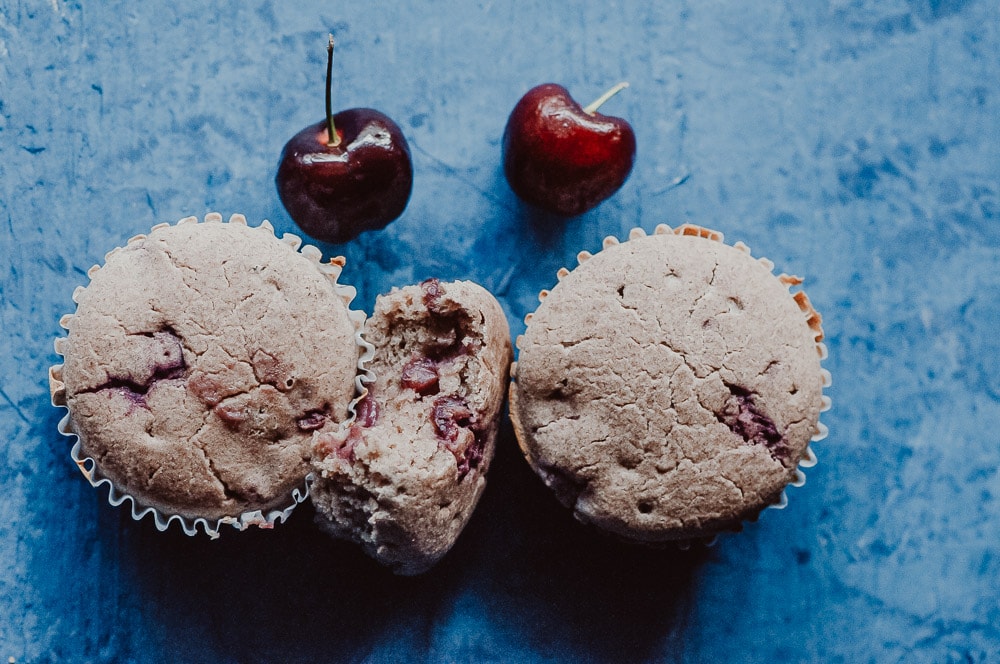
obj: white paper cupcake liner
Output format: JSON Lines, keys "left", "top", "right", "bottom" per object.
{"left": 50, "top": 212, "right": 373, "bottom": 538}
{"left": 514, "top": 222, "right": 831, "bottom": 547}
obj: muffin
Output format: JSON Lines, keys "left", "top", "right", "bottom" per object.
{"left": 509, "top": 224, "right": 829, "bottom": 543}
{"left": 49, "top": 213, "right": 365, "bottom": 536}
{"left": 310, "top": 279, "right": 512, "bottom": 574}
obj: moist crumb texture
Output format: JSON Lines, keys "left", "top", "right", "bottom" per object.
{"left": 53, "top": 216, "right": 361, "bottom": 525}
{"left": 311, "top": 279, "right": 512, "bottom": 575}
{"left": 510, "top": 227, "right": 826, "bottom": 542}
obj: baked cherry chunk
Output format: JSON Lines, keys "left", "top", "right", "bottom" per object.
{"left": 400, "top": 356, "right": 440, "bottom": 396}
{"left": 431, "top": 395, "right": 474, "bottom": 442}
{"left": 354, "top": 390, "right": 380, "bottom": 427}
{"left": 421, "top": 277, "right": 445, "bottom": 311}
{"left": 431, "top": 395, "right": 483, "bottom": 478}
{"left": 296, "top": 409, "right": 328, "bottom": 431}
{"left": 722, "top": 384, "right": 791, "bottom": 463}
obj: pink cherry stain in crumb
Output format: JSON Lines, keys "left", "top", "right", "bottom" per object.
{"left": 313, "top": 391, "right": 379, "bottom": 463}
{"left": 314, "top": 428, "right": 362, "bottom": 462}
{"left": 213, "top": 403, "right": 246, "bottom": 427}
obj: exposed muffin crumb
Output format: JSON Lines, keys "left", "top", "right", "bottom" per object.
{"left": 311, "top": 279, "right": 511, "bottom": 574}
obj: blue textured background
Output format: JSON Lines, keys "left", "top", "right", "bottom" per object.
{"left": 2, "top": 1, "right": 999, "bottom": 662}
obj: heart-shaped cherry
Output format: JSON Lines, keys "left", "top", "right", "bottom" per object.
{"left": 502, "top": 82, "right": 635, "bottom": 217}
{"left": 276, "top": 36, "right": 413, "bottom": 244}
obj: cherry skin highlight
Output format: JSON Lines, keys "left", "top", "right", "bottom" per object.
{"left": 502, "top": 82, "right": 636, "bottom": 217}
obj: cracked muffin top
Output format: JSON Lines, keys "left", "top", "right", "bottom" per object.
{"left": 510, "top": 225, "right": 826, "bottom": 543}
{"left": 51, "top": 214, "right": 361, "bottom": 526}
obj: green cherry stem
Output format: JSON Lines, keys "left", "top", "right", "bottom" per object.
{"left": 325, "top": 34, "right": 341, "bottom": 148}
{"left": 583, "top": 81, "right": 629, "bottom": 115}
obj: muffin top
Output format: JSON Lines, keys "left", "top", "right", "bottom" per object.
{"left": 51, "top": 214, "right": 361, "bottom": 525}
{"left": 510, "top": 225, "right": 826, "bottom": 542}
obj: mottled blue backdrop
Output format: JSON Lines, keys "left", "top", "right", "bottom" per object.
{"left": 2, "top": 1, "right": 999, "bottom": 662}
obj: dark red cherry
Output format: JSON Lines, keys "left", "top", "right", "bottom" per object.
{"left": 276, "top": 36, "right": 413, "bottom": 244}
{"left": 502, "top": 82, "right": 635, "bottom": 217}
{"left": 400, "top": 356, "right": 440, "bottom": 396}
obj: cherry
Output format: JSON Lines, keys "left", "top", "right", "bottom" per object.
{"left": 276, "top": 36, "right": 413, "bottom": 244}
{"left": 430, "top": 395, "right": 482, "bottom": 478}
{"left": 721, "top": 384, "right": 790, "bottom": 463}
{"left": 400, "top": 356, "right": 440, "bottom": 396}
{"left": 502, "top": 82, "right": 636, "bottom": 217}
{"left": 296, "top": 409, "right": 328, "bottom": 432}
{"left": 431, "top": 395, "right": 474, "bottom": 443}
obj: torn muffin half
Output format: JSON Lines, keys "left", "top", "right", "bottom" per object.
{"left": 310, "top": 279, "right": 512, "bottom": 575}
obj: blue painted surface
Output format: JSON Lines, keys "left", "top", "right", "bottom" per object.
{"left": 1, "top": 1, "right": 999, "bottom": 662}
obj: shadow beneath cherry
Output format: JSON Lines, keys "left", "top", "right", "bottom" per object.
{"left": 515, "top": 198, "right": 574, "bottom": 247}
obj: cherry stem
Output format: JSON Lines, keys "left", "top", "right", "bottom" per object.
{"left": 325, "top": 34, "right": 340, "bottom": 148}
{"left": 583, "top": 81, "right": 630, "bottom": 115}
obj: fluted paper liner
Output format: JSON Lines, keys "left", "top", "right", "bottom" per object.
{"left": 50, "top": 212, "right": 373, "bottom": 538}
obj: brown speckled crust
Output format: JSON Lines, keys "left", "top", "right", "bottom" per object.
{"left": 56, "top": 217, "right": 360, "bottom": 523}
{"left": 310, "top": 280, "right": 512, "bottom": 575}
{"left": 510, "top": 228, "right": 825, "bottom": 543}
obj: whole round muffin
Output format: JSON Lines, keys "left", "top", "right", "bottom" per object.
{"left": 510, "top": 224, "right": 827, "bottom": 543}
{"left": 50, "top": 213, "right": 363, "bottom": 532}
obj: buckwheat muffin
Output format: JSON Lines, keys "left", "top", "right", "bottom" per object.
{"left": 510, "top": 224, "right": 829, "bottom": 543}
{"left": 310, "top": 279, "right": 512, "bottom": 574}
{"left": 49, "top": 213, "right": 364, "bottom": 535}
